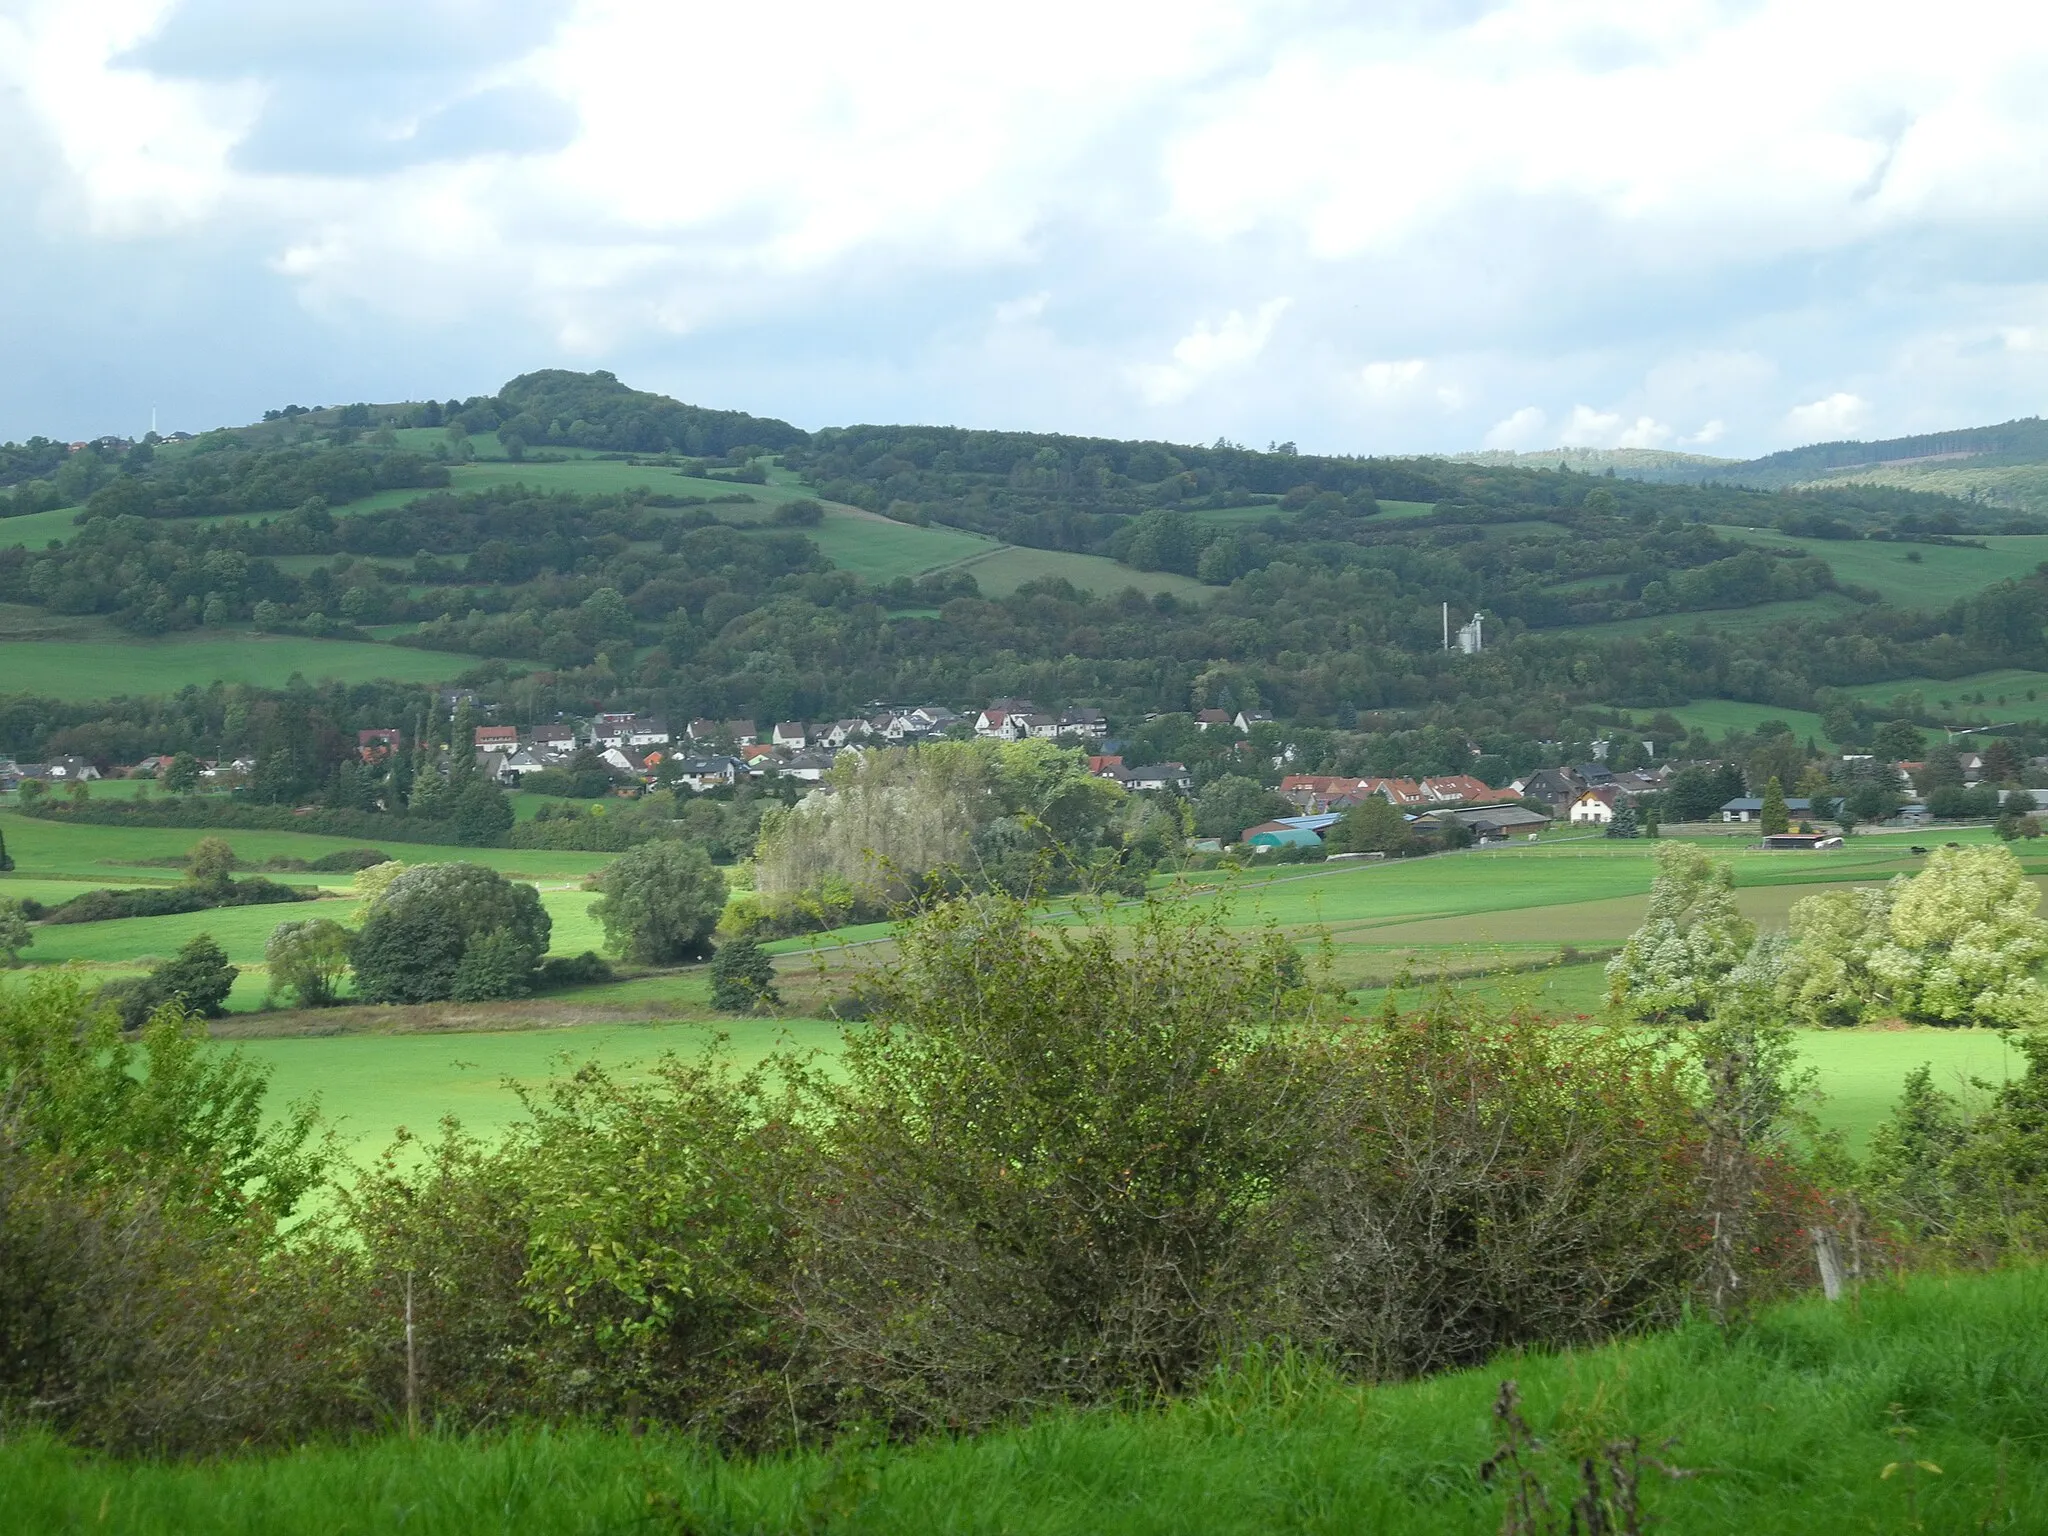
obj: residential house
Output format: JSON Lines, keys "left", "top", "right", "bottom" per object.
{"left": 1513, "top": 768, "right": 1584, "bottom": 814}
{"left": 1233, "top": 710, "right": 1274, "bottom": 734}
{"left": 975, "top": 700, "right": 1038, "bottom": 738}
{"left": 740, "top": 744, "right": 778, "bottom": 771}
{"left": 436, "top": 688, "right": 479, "bottom": 716}
{"left": 132, "top": 755, "right": 172, "bottom": 779}
{"left": 780, "top": 751, "right": 834, "bottom": 782}
{"left": 1057, "top": 708, "right": 1108, "bottom": 740}
{"left": 1574, "top": 763, "right": 1616, "bottom": 788}
{"left": 1194, "top": 709, "right": 1232, "bottom": 731}
{"left": 531, "top": 724, "right": 578, "bottom": 753}
{"left": 771, "top": 722, "right": 810, "bottom": 750}
{"left": 1279, "top": 774, "right": 1367, "bottom": 813}
{"left": 821, "top": 719, "right": 871, "bottom": 749}
{"left": 1419, "top": 774, "right": 1502, "bottom": 804}
{"left": 593, "top": 714, "right": 671, "bottom": 750}
{"left": 1088, "top": 755, "right": 1125, "bottom": 777}
{"left": 357, "top": 728, "right": 403, "bottom": 761}
{"left": 493, "top": 748, "right": 562, "bottom": 784}
{"left": 1720, "top": 796, "right": 1814, "bottom": 823}
{"left": 474, "top": 725, "right": 520, "bottom": 753}
{"left": 1568, "top": 789, "right": 1618, "bottom": 825}
{"left": 38, "top": 756, "right": 101, "bottom": 782}
{"left": 1011, "top": 712, "right": 1060, "bottom": 740}
{"left": 675, "top": 755, "right": 744, "bottom": 792}
{"left": 1123, "top": 763, "right": 1194, "bottom": 792}
{"left": 1361, "top": 777, "right": 1431, "bottom": 808}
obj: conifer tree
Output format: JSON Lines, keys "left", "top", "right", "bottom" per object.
{"left": 1759, "top": 776, "right": 1790, "bottom": 835}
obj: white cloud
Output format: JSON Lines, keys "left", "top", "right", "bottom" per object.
{"left": 1358, "top": 358, "right": 1428, "bottom": 400}
{"left": 10, "top": 1, "right": 2048, "bottom": 450}
{"left": 1484, "top": 406, "right": 1548, "bottom": 450}
{"left": 1128, "top": 298, "right": 1290, "bottom": 406}
{"left": 1785, "top": 392, "right": 1872, "bottom": 437}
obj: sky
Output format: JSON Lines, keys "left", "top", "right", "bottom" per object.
{"left": 6, "top": 0, "right": 2048, "bottom": 457}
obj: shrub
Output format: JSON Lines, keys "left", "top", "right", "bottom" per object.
{"left": 708, "top": 936, "right": 778, "bottom": 1013}
{"left": 350, "top": 863, "right": 551, "bottom": 1004}
{"left": 534, "top": 950, "right": 615, "bottom": 989}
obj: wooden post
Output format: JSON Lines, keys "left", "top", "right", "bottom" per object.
{"left": 405, "top": 1270, "right": 419, "bottom": 1439}
{"left": 1810, "top": 1226, "right": 1844, "bottom": 1302}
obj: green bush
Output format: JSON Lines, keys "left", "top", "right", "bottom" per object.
{"left": 708, "top": 936, "right": 778, "bottom": 1013}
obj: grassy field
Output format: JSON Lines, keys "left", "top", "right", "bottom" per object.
{"left": 1830, "top": 666, "right": 2048, "bottom": 723}
{"left": 1711, "top": 523, "right": 2048, "bottom": 608}
{"left": 799, "top": 509, "right": 998, "bottom": 581}
{"left": 1572, "top": 592, "right": 1866, "bottom": 639}
{"left": 0, "top": 631, "right": 498, "bottom": 698}
{"left": 1618, "top": 697, "right": 1837, "bottom": 747}
{"left": 945, "top": 544, "right": 1211, "bottom": 600}
{"left": 1798, "top": 455, "right": 2048, "bottom": 514}
{"left": 7, "top": 1264, "right": 2041, "bottom": 1534}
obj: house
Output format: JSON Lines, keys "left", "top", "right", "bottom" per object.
{"left": 1279, "top": 774, "right": 1366, "bottom": 812}
{"left": 821, "top": 719, "right": 871, "bottom": 749}
{"left": 1088, "top": 755, "right": 1125, "bottom": 777}
{"left": 1233, "top": 710, "right": 1274, "bottom": 734}
{"left": 1057, "top": 708, "right": 1108, "bottom": 740}
{"left": 779, "top": 751, "right": 834, "bottom": 782}
{"left": 436, "top": 688, "right": 479, "bottom": 716}
{"left": 1362, "top": 777, "right": 1430, "bottom": 808}
{"left": 38, "top": 756, "right": 101, "bottom": 782}
{"left": 1194, "top": 709, "right": 1233, "bottom": 731}
{"left": 474, "top": 725, "right": 519, "bottom": 752}
{"left": 531, "top": 724, "right": 578, "bottom": 752}
{"left": 592, "top": 714, "right": 671, "bottom": 750}
{"left": 975, "top": 700, "right": 1038, "bottom": 738}
{"left": 358, "top": 728, "right": 403, "bottom": 761}
{"left": 1123, "top": 763, "right": 1194, "bottom": 792}
{"left": 1568, "top": 789, "right": 1617, "bottom": 825}
{"left": 771, "top": 722, "right": 810, "bottom": 750}
{"left": 1720, "top": 797, "right": 1814, "bottom": 823}
{"left": 494, "top": 748, "right": 562, "bottom": 784}
{"left": 1419, "top": 774, "right": 1501, "bottom": 804}
{"left": 740, "top": 743, "right": 778, "bottom": 771}
{"left": 1574, "top": 763, "right": 1616, "bottom": 788}
{"left": 1513, "top": 768, "right": 1583, "bottom": 813}
{"left": 674, "top": 755, "right": 744, "bottom": 792}
{"left": 596, "top": 747, "right": 641, "bottom": 778}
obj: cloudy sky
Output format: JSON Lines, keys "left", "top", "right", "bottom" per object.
{"left": 6, "top": 0, "right": 2048, "bottom": 456}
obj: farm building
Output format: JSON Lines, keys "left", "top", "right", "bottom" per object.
{"left": 1721, "top": 797, "right": 1813, "bottom": 823}
{"left": 1242, "top": 812, "right": 1342, "bottom": 849}
{"left": 1429, "top": 804, "right": 1551, "bottom": 840}
{"left": 1760, "top": 833, "right": 1844, "bottom": 850}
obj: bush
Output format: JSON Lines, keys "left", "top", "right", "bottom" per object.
{"left": 16, "top": 797, "right": 470, "bottom": 847}
{"left": 533, "top": 950, "right": 615, "bottom": 989}
{"left": 708, "top": 936, "right": 778, "bottom": 1013}
{"left": 265, "top": 919, "right": 352, "bottom": 1007}
{"left": 590, "top": 841, "right": 727, "bottom": 963}
{"left": 350, "top": 863, "right": 551, "bottom": 1004}
{"left": 39, "top": 876, "right": 314, "bottom": 926}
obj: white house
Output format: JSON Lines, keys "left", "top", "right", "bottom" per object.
{"left": 1568, "top": 789, "right": 1616, "bottom": 825}
{"left": 771, "top": 722, "right": 810, "bottom": 750}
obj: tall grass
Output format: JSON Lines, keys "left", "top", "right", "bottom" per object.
{"left": 5, "top": 1265, "right": 2041, "bottom": 1534}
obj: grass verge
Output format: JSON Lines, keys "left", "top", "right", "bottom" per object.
{"left": 3, "top": 1264, "right": 2040, "bottom": 1534}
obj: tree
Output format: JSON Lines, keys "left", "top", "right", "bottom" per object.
{"left": 1918, "top": 743, "right": 1965, "bottom": 792}
{"left": 0, "top": 821, "right": 11, "bottom": 872}
{"left": 1331, "top": 796, "right": 1408, "bottom": 854}
{"left": 1867, "top": 844, "right": 2048, "bottom": 1028}
{"left": 451, "top": 778, "right": 514, "bottom": 845}
{"left": 186, "top": 836, "right": 237, "bottom": 890}
{"left": 0, "top": 898, "right": 31, "bottom": 967}
{"left": 1981, "top": 738, "right": 2023, "bottom": 785}
{"left": 590, "top": 841, "right": 728, "bottom": 964}
{"left": 1758, "top": 776, "right": 1790, "bottom": 835}
{"left": 1873, "top": 719, "right": 1924, "bottom": 760}
{"left": 17, "top": 779, "right": 46, "bottom": 808}
{"left": 709, "top": 935, "right": 778, "bottom": 1013}
{"left": 349, "top": 860, "right": 407, "bottom": 923}
{"left": 1604, "top": 803, "right": 1640, "bottom": 839}
{"left": 351, "top": 863, "right": 551, "bottom": 1004}
{"left": 153, "top": 934, "right": 238, "bottom": 1018}
{"left": 164, "top": 752, "right": 201, "bottom": 795}
{"left": 1193, "top": 775, "right": 1289, "bottom": 842}
{"left": 264, "top": 918, "right": 351, "bottom": 1007}
{"left": 1606, "top": 843, "right": 1755, "bottom": 1020}
{"left": 772, "top": 498, "right": 824, "bottom": 526}
{"left": 451, "top": 928, "right": 538, "bottom": 1002}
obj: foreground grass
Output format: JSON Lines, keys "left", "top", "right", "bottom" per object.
{"left": 4, "top": 1266, "right": 2041, "bottom": 1534}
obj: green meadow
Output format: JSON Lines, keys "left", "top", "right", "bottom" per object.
{"left": 1711, "top": 523, "right": 2048, "bottom": 608}
{"left": 0, "top": 630, "right": 494, "bottom": 698}
{"left": 1832, "top": 666, "right": 2048, "bottom": 722}
{"left": 1619, "top": 696, "right": 1837, "bottom": 747}
{"left": 1575, "top": 592, "right": 1866, "bottom": 639}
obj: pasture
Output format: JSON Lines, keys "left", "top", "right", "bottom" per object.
{"left": 1711, "top": 523, "right": 2048, "bottom": 609}
{"left": 1619, "top": 697, "right": 1837, "bottom": 747}
{"left": 798, "top": 508, "right": 997, "bottom": 582}
{"left": 1831, "top": 666, "right": 2048, "bottom": 723}
{"left": 0, "top": 630, "right": 495, "bottom": 698}
{"left": 1575, "top": 592, "right": 1866, "bottom": 638}
{"left": 942, "top": 544, "right": 1211, "bottom": 600}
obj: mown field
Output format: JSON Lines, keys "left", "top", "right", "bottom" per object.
{"left": 1798, "top": 454, "right": 2048, "bottom": 514}
{"left": 8, "top": 1264, "right": 2042, "bottom": 1534}
{"left": 1617, "top": 696, "right": 1837, "bottom": 748}
{"left": 1832, "top": 666, "right": 2048, "bottom": 722}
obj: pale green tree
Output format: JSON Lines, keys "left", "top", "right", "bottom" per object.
{"left": 1774, "top": 884, "right": 1896, "bottom": 1028}
{"left": 0, "top": 898, "right": 32, "bottom": 967}
{"left": 349, "top": 860, "right": 408, "bottom": 923}
{"left": 1606, "top": 842, "right": 1755, "bottom": 1020}
{"left": 1866, "top": 843, "right": 2048, "bottom": 1027}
